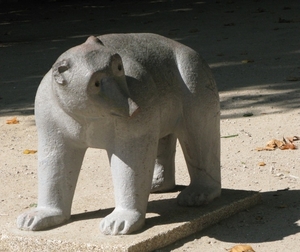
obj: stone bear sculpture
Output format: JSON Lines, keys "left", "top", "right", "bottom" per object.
{"left": 17, "top": 33, "right": 220, "bottom": 235}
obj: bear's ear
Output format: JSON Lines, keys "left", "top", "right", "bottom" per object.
{"left": 85, "top": 35, "right": 104, "bottom": 46}
{"left": 52, "top": 59, "right": 69, "bottom": 85}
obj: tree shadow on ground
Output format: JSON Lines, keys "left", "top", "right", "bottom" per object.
{"left": 0, "top": 0, "right": 299, "bottom": 117}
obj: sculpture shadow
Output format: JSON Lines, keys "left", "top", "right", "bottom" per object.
{"left": 67, "top": 185, "right": 186, "bottom": 226}
{"left": 66, "top": 188, "right": 299, "bottom": 244}
{"left": 70, "top": 208, "right": 114, "bottom": 223}
{"left": 159, "top": 189, "right": 300, "bottom": 250}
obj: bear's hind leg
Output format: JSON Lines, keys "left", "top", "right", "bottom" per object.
{"left": 177, "top": 106, "right": 221, "bottom": 206}
{"left": 175, "top": 49, "right": 221, "bottom": 206}
{"left": 151, "top": 134, "right": 177, "bottom": 193}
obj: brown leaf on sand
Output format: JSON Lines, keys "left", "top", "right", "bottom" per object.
{"left": 229, "top": 244, "right": 255, "bottom": 252}
{"left": 280, "top": 143, "right": 296, "bottom": 150}
{"left": 267, "top": 139, "right": 284, "bottom": 149}
{"left": 256, "top": 136, "right": 299, "bottom": 151}
{"left": 23, "top": 149, "right": 37, "bottom": 154}
{"left": 255, "top": 146, "right": 274, "bottom": 151}
{"left": 6, "top": 117, "right": 19, "bottom": 124}
{"left": 279, "top": 136, "right": 298, "bottom": 150}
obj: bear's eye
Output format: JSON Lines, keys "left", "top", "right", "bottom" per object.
{"left": 118, "top": 64, "right": 122, "bottom": 71}
{"left": 95, "top": 81, "right": 100, "bottom": 87}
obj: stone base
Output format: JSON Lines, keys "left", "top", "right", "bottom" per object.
{"left": 1, "top": 189, "right": 261, "bottom": 252}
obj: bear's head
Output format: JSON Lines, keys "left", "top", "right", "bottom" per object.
{"left": 51, "top": 36, "right": 138, "bottom": 119}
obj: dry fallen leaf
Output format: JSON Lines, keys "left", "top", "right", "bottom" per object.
{"left": 267, "top": 139, "right": 284, "bottom": 149}
{"left": 230, "top": 244, "right": 255, "bottom": 252}
{"left": 6, "top": 117, "right": 19, "bottom": 124}
{"left": 280, "top": 143, "right": 296, "bottom": 150}
{"left": 258, "top": 162, "right": 266, "bottom": 166}
{"left": 23, "top": 149, "right": 37, "bottom": 154}
{"left": 256, "top": 136, "right": 299, "bottom": 151}
{"left": 280, "top": 136, "right": 297, "bottom": 150}
{"left": 256, "top": 146, "right": 273, "bottom": 151}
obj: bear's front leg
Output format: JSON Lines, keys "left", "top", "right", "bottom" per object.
{"left": 100, "top": 134, "right": 158, "bottom": 235}
{"left": 17, "top": 136, "right": 86, "bottom": 231}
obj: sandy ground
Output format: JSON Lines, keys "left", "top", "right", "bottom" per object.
{"left": 0, "top": 0, "right": 300, "bottom": 251}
